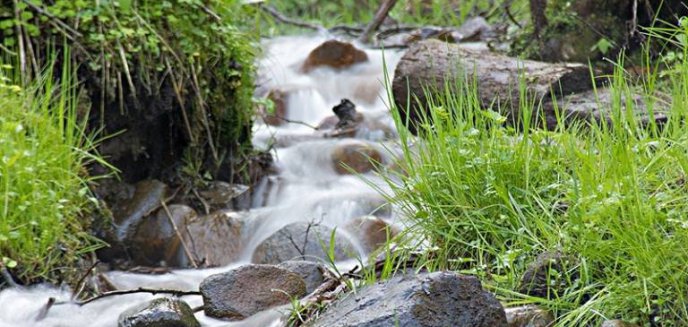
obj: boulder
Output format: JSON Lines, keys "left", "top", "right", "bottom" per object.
{"left": 200, "top": 264, "right": 307, "bottom": 320}
{"left": 130, "top": 204, "right": 196, "bottom": 266}
{"left": 518, "top": 251, "right": 578, "bottom": 299}
{"left": 196, "top": 181, "right": 250, "bottom": 212}
{"left": 331, "top": 141, "right": 383, "bottom": 175}
{"left": 113, "top": 179, "right": 171, "bottom": 241}
{"left": 179, "top": 211, "right": 245, "bottom": 267}
{"left": 344, "top": 216, "right": 398, "bottom": 253}
{"left": 278, "top": 260, "right": 325, "bottom": 294}
{"left": 505, "top": 305, "right": 554, "bottom": 327}
{"left": 118, "top": 297, "right": 200, "bottom": 327}
{"left": 305, "top": 271, "right": 507, "bottom": 327}
{"left": 302, "top": 40, "right": 368, "bottom": 73}
{"left": 251, "top": 222, "right": 357, "bottom": 264}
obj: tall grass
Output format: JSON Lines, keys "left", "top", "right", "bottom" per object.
{"left": 382, "top": 24, "right": 688, "bottom": 326}
{"left": 0, "top": 56, "right": 107, "bottom": 284}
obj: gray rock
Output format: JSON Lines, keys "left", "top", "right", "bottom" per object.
{"left": 200, "top": 264, "right": 307, "bottom": 321}
{"left": 306, "top": 271, "right": 507, "bottom": 327}
{"left": 251, "top": 222, "right": 357, "bottom": 264}
{"left": 505, "top": 305, "right": 554, "bottom": 327}
{"left": 118, "top": 297, "right": 199, "bottom": 327}
{"left": 278, "top": 260, "right": 325, "bottom": 294}
{"left": 601, "top": 320, "right": 639, "bottom": 327}
{"left": 518, "top": 251, "right": 578, "bottom": 299}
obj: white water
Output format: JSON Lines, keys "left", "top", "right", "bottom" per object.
{"left": 0, "top": 35, "right": 404, "bottom": 327}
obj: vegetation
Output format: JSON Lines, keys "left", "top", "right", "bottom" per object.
{"left": 381, "top": 20, "right": 688, "bottom": 326}
{"left": 0, "top": 57, "right": 107, "bottom": 284}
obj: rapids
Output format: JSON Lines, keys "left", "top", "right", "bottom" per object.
{"left": 0, "top": 35, "right": 405, "bottom": 327}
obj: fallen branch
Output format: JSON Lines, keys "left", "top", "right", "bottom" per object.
{"left": 257, "top": 3, "right": 326, "bottom": 32}
{"left": 358, "top": 0, "right": 400, "bottom": 44}
{"left": 65, "top": 287, "right": 202, "bottom": 306}
{"left": 71, "top": 260, "right": 100, "bottom": 301}
{"left": 161, "top": 200, "right": 199, "bottom": 268}
{"left": 34, "top": 297, "right": 55, "bottom": 322}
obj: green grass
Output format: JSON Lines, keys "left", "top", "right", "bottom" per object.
{"left": 380, "top": 24, "right": 688, "bottom": 326}
{"left": 0, "top": 58, "right": 107, "bottom": 284}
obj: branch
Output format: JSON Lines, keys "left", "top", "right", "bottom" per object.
{"left": 257, "top": 3, "right": 326, "bottom": 32}
{"left": 358, "top": 0, "right": 400, "bottom": 44}
{"left": 64, "top": 288, "right": 201, "bottom": 306}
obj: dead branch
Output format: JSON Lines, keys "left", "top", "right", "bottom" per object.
{"left": 62, "top": 288, "right": 202, "bottom": 306}
{"left": 257, "top": 3, "right": 326, "bottom": 32}
{"left": 70, "top": 260, "right": 100, "bottom": 301}
{"left": 34, "top": 297, "right": 55, "bottom": 321}
{"left": 358, "top": 0, "right": 400, "bottom": 44}
{"left": 161, "top": 201, "right": 198, "bottom": 268}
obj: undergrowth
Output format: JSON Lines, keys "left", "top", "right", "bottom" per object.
{"left": 380, "top": 19, "right": 688, "bottom": 326}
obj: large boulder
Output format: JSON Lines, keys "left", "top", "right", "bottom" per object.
{"left": 200, "top": 264, "right": 307, "bottom": 321}
{"left": 331, "top": 141, "right": 383, "bottom": 175}
{"left": 306, "top": 271, "right": 507, "bottom": 327}
{"left": 302, "top": 40, "right": 368, "bottom": 73}
{"left": 118, "top": 297, "right": 200, "bottom": 327}
{"left": 251, "top": 222, "right": 358, "bottom": 264}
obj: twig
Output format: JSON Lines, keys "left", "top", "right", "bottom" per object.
{"left": 268, "top": 115, "right": 319, "bottom": 130}
{"left": 161, "top": 201, "right": 198, "bottom": 268}
{"left": 503, "top": 0, "right": 523, "bottom": 29}
{"left": 358, "top": 0, "right": 400, "bottom": 44}
{"left": 257, "top": 3, "right": 326, "bottom": 32}
{"left": 34, "top": 297, "right": 55, "bottom": 321}
{"left": 191, "top": 187, "right": 211, "bottom": 215}
{"left": 69, "top": 288, "right": 201, "bottom": 306}
{"left": 71, "top": 260, "right": 101, "bottom": 301}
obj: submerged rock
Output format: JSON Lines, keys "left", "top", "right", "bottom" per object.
{"left": 302, "top": 40, "right": 368, "bottom": 73}
{"left": 251, "top": 222, "right": 357, "bottom": 264}
{"left": 331, "top": 141, "right": 383, "bottom": 175}
{"left": 278, "top": 260, "right": 326, "bottom": 294}
{"left": 118, "top": 297, "right": 199, "bottom": 327}
{"left": 344, "top": 216, "right": 398, "bottom": 253}
{"left": 200, "top": 264, "right": 306, "bottom": 321}
{"left": 505, "top": 305, "right": 554, "bottom": 327}
{"left": 305, "top": 271, "right": 507, "bottom": 327}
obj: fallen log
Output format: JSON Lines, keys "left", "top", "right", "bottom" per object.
{"left": 392, "top": 39, "right": 594, "bottom": 134}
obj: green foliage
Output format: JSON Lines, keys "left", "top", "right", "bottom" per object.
{"left": 382, "top": 21, "right": 688, "bottom": 326}
{"left": 0, "top": 60, "right": 107, "bottom": 284}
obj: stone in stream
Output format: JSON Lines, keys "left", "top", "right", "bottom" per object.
{"left": 260, "top": 89, "right": 288, "bottom": 126}
{"left": 344, "top": 216, "right": 399, "bottom": 253}
{"left": 130, "top": 204, "right": 197, "bottom": 267}
{"left": 301, "top": 40, "right": 368, "bottom": 73}
{"left": 504, "top": 305, "right": 554, "bottom": 327}
{"left": 112, "top": 179, "right": 171, "bottom": 241}
{"left": 305, "top": 271, "right": 507, "bottom": 327}
{"left": 200, "top": 264, "right": 307, "bottom": 321}
{"left": 251, "top": 222, "right": 358, "bottom": 265}
{"left": 278, "top": 260, "right": 326, "bottom": 294}
{"left": 118, "top": 297, "right": 200, "bottom": 327}
{"left": 178, "top": 210, "right": 246, "bottom": 267}
{"left": 331, "top": 141, "right": 383, "bottom": 175}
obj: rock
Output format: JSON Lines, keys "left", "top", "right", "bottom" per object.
{"left": 251, "top": 222, "right": 357, "bottom": 264}
{"left": 200, "top": 264, "right": 307, "bottom": 321}
{"left": 344, "top": 216, "right": 398, "bottom": 253}
{"left": 261, "top": 90, "right": 288, "bottom": 126}
{"left": 505, "top": 305, "right": 554, "bottom": 327}
{"left": 113, "top": 179, "right": 171, "bottom": 241}
{"left": 306, "top": 271, "right": 507, "bottom": 327}
{"left": 130, "top": 204, "right": 197, "bottom": 266}
{"left": 179, "top": 211, "right": 245, "bottom": 267}
{"left": 302, "top": 40, "right": 368, "bottom": 73}
{"left": 331, "top": 141, "right": 383, "bottom": 175}
{"left": 278, "top": 260, "right": 325, "bottom": 294}
{"left": 518, "top": 251, "right": 578, "bottom": 299}
{"left": 118, "top": 297, "right": 200, "bottom": 327}
{"left": 317, "top": 115, "right": 340, "bottom": 130}
{"left": 332, "top": 99, "right": 361, "bottom": 130}
{"left": 601, "top": 320, "right": 639, "bottom": 327}
{"left": 196, "top": 181, "right": 250, "bottom": 212}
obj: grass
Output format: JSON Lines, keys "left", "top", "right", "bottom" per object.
{"left": 0, "top": 56, "right": 108, "bottom": 285}
{"left": 378, "top": 23, "right": 688, "bottom": 326}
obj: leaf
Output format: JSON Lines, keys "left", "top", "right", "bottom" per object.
{"left": 120, "top": 0, "right": 132, "bottom": 13}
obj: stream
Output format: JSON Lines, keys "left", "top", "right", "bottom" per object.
{"left": 0, "top": 35, "right": 405, "bottom": 327}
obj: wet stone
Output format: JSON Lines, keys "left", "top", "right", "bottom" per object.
{"left": 305, "top": 271, "right": 507, "bottom": 327}
{"left": 200, "top": 264, "right": 306, "bottom": 321}
{"left": 344, "top": 216, "right": 398, "bottom": 253}
{"left": 179, "top": 211, "right": 245, "bottom": 267}
{"left": 505, "top": 305, "right": 554, "bottom": 327}
{"left": 130, "top": 204, "right": 196, "bottom": 267}
{"left": 331, "top": 141, "right": 383, "bottom": 175}
{"left": 277, "top": 260, "right": 325, "bottom": 294}
{"left": 261, "top": 90, "right": 288, "bottom": 126}
{"left": 251, "top": 222, "right": 358, "bottom": 264}
{"left": 118, "top": 297, "right": 200, "bottom": 327}
{"left": 302, "top": 40, "right": 368, "bottom": 73}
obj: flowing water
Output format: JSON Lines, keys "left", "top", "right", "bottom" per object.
{"left": 0, "top": 35, "right": 405, "bottom": 327}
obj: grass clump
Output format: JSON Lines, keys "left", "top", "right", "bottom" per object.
{"left": 0, "top": 60, "right": 106, "bottom": 285}
{"left": 383, "top": 24, "right": 688, "bottom": 326}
